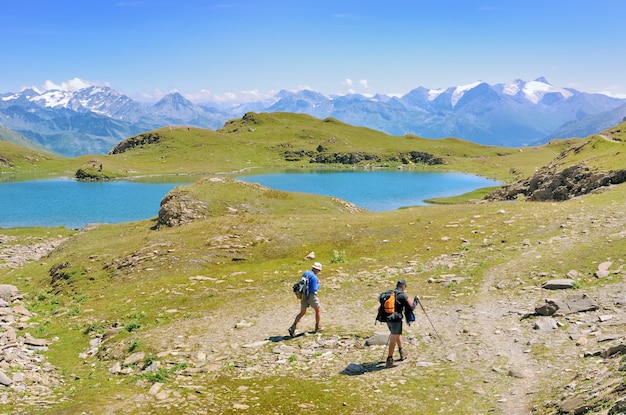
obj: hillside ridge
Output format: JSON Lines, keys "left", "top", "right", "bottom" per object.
{"left": 0, "top": 118, "right": 624, "bottom": 414}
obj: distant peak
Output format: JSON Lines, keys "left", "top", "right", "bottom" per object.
{"left": 534, "top": 76, "right": 550, "bottom": 84}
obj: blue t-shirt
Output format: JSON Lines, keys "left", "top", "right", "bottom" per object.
{"left": 302, "top": 270, "right": 320, "bottom": 295}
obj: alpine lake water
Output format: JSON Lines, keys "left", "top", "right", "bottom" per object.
{"left": 0, "top": 171, "right": 500, "bottom": 229}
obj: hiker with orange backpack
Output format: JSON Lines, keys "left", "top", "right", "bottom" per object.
{"left": 376, "top": 279, "right": 419, "bottom": 368}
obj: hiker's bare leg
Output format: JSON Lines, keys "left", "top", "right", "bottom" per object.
{"left": 314, "top": 306, "right": 321, "bottom": 328}
{"left": 293, "top": 308, "right": 306, "bottom": 326}
{"left": 388, "top": 334, "right": 400, "bottom": 357}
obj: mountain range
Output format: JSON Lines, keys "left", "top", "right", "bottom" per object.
{"left": 1, "top": 77, "right": 626, "bottom": 157}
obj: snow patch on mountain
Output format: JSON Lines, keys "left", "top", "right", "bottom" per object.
{"left": 428, "top": 89, "right": 445, "bottom": 101}
{"left": 503, "top": 78, "right": 573, "bottom": 104}
{"left": 452, "top": 81, "right": 483, "bottom": 106}
{"left": 31, "top": 90, "right": 72, "bottom": 108}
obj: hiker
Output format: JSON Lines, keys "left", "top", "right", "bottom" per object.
{"left": 381, "top": 279, "right": 419, "bottom": 368}
{"left": 288, "top": 262, "right": 323, "bottom": 337}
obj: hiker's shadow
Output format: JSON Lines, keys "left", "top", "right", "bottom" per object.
{"left": 268, "top": 330, "right": 320, "bottom": 342}
{"left": 340, "top": 361, "right": 386, "bottom": 376}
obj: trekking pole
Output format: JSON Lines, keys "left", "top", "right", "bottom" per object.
{"left": 418, "top": 301, "right": 444, "bottom": 345}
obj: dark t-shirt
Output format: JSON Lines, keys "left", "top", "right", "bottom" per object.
{"left": 389, "top": 289, "right": 412, "bottom": 321}
{"left": 378, "top": 289, "right": 415, "bottom": 322}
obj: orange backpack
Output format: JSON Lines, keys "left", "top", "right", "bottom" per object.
{"left": 376, "top": 290, "right": 398, "bottom": 322}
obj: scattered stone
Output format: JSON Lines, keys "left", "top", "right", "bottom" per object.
{"left": 0, "top": 371, "right": 13, "bottom": 386}
{"left": 233, "top": 403, "right": 249, "bottom": 410}
{"left": 0, "top": 285, "right": 62, "bottom": 406}
{"left": 123, "top": 352, "right": 146, "bottom": 366}
{"left": 235, "top": 320, "right": 253, "bottom": 329}
{"left": 109, "top": 362, "right": 122, "bottom": 374}
{"left": 149, "top": 382, "right": 163, "bottom": 395}
{"left": 364, "top": 333, "right": 389, "bottom": 346}
{"left": 533, "top": 317, "right": 558, "bottom": 331}
{"left": 600, "top": 344, "right": 626, "bottom": 358}
{"left": 508, "top": 369, "right": 526, "bottom": 378}
{"left": 597, "top": 334, "right": 622, "bottom": 342}
{"left": 542, "top": 279, "right": 576, "bottom": 290}
{"left": 0, "top": 285, "right": 20, "bottom": 302}
{"left": 189, "top": 275, "right": 217, "bottom": 281}
{"left": 598, "top": 261, "right": 613, "bottom": 272}
{"left": 595, "top": 270, "right": 611, "bottom": 278}
{"left": 559, "top": 396, "right": 590, "bottom": 414}
{"left": 534, "top": 294, "right": 598, "bottom": 316}
{"left": 242, "top": 340, "right": 269, "bottom": 348}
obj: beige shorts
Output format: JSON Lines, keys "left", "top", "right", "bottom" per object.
{"left": 301, "top": 293, "right": 321, "bottom": 309}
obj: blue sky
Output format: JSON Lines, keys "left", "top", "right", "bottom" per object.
{"left": 2, "top": 0, "right": 625, "bottom": 102}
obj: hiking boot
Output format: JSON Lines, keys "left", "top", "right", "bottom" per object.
{"left": 385, "top": 357, "right": 396, "bottom": 368}
{"left": 399, "top": 348, "right": 408, "bottom": 361}
{"left": 288, "top": 325, "right": 296, "bottom": 338}
{"left": 315, "top": 325, "right": 324, "bottom": 333}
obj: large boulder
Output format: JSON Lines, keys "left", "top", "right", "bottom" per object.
{"left": 0, "top": 284, "right": 20, "bottom": 302}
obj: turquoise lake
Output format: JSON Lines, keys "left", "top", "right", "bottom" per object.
{"left": 238, "top": 170, "right": 499, "bottom": 211}
{"left": 0, "top": 172, "right": 499, "bottom": 229}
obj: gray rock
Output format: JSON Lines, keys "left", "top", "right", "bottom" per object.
{"left": 123, "top": 352, "right": 145, "bottom": 366}
{"left": 0, "top": 371, "right": 13, "bottom": 386}
{"left": 508, "top": 369, "right": 526, "bottom": 378}
{"left": 535, "top": 294, "right": 598, "bottom": 316}
{"left": 542, "top": 279, "right": 576, "bottom": 290}
{"left": 364, "top": 333, "right": 389, "bottom": 346}
{"left": 0, "top": 285, "right": 19, "bottom": 302}
{"left": 595, "top": 270, "right": 610, "bottom": 278}
{"left": 533, "top": 317, "right": 558, "bottom": 331}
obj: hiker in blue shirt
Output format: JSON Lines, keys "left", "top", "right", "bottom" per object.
{"left": 288, "top": 262, "right": 323, "bottom": 337}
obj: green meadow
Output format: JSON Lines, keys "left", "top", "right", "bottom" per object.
{"left": 0, "top": 113, "right": 625, "bottom": 414}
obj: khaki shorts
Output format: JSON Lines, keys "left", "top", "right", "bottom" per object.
{"left": 301, "top": 293, "right": 321, "bottom": 309}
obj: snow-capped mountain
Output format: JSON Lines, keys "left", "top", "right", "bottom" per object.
{"left": 1, "top": 78, "right": 625, "bottom": 156}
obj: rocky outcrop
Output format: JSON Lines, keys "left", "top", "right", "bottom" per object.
{"left": 282, "top": 149, "right": 444, "bottom": 165}
{"left": 0, "top": 235, "right": 67, "bottom": 269}
{"left": 0, "top": 285, "right": 65, "bottom": 410}
{"left": 109, "top": 132, "right": 163, "bottom": 155}
{"left": 485, "top": 163, "right": 626, "bottom": 201}
{"left": 156, "top": 188, "right": 209, "bottom": 228}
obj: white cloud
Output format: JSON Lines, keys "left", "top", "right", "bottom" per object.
{"left": 599, "top": 90, "right": 626, "bottom": 99}
{"left": 342, "top": 78, "right": 354, "bottom": 88}
{"left": 34, "top": 77, "right": 108, "bottom": 93}
{"left": 210, "top": 89, "right": 268, "bottom": 103}
{"left": 139, "top": 88, "right": 278, "bottom": 104}
{"left": 359, "top": 79, "right": 369, "bottom": 89}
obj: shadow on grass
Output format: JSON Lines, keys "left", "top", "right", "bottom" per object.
{"left": 268, "top": 329, "right": 324, "bottom": 342}
{"left": 268, "top": 334, "right": 299, "bottom": 342}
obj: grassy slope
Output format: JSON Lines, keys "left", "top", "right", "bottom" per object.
{"left": 0, "top": 115, "right": 625, "bottom": 414}
{"left": 0, "top": 125, "right": 59, "bottom": 155}
{"left": 1, "top": 112, "right": 570, "bottom": 183}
